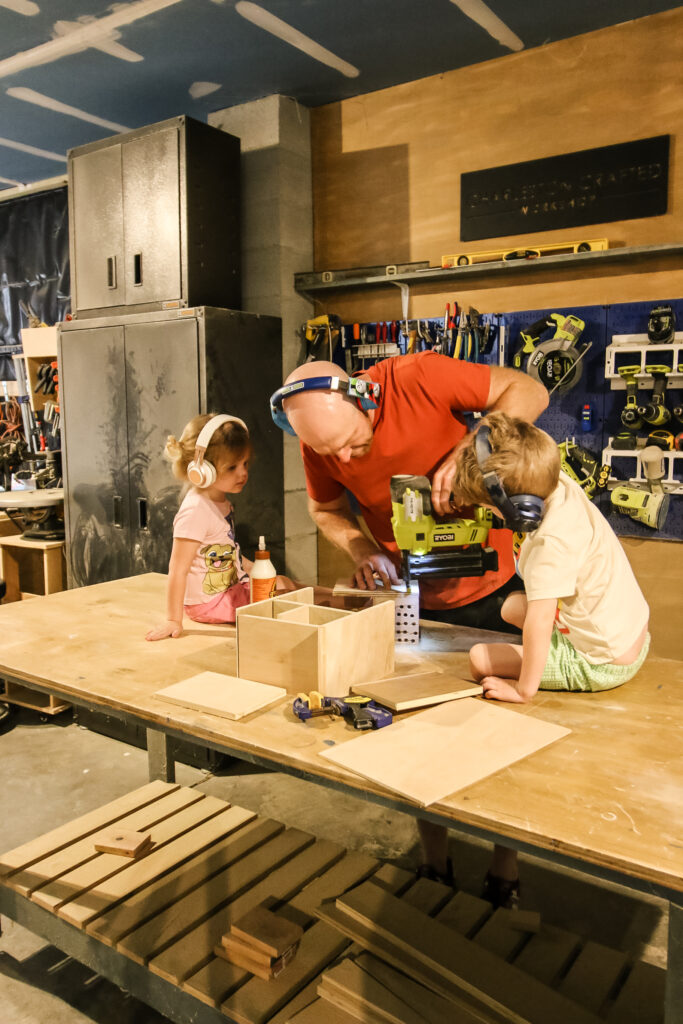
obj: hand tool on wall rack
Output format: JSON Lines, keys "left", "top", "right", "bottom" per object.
{"left": 648, "top": 304, "right": 676, "bottom": 344}
{"left": 512, "top": 315, "right": 552, "bottom": 370}
{"left": 293, "top": 692, "right": 392, "bottom": 729}
{"left": 617, "top": 365, "right": 643, "bottom": 430}
{"left": 637, "top": 365, "right": 671, "bottom": 426}
{"left": 647, "top": 429, "right": 675, "bottom": 450}
{"left": 453, "top": 310, "right": 470, "bottom": 360}
{"left": 302, "top": 315, "right": 341, "bottom": 361}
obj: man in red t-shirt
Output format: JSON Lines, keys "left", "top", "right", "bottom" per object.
{"left": 273, "top": 352, "right": 548, "bottom": 900}
{"left": 281, "top": 353, "right": 548, "bottom": 629}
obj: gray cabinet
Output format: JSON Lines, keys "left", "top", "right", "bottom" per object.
{"left": 68, "top": 117, "right": 240, "bottom": 318}
{"left": 58, "top": 307, "right": 283, "bottom": 589}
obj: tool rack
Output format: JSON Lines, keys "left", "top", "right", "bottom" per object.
{"left": 604, "top": 333, "right": 683, "bottom": 388}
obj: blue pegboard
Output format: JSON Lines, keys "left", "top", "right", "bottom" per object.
{"left": 335, "top": 298, "right": 683, "bottom": 542}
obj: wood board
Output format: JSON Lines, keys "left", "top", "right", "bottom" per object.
{"left": 320, "top": 699, "right": 570, "bottom": 807}
{"left": 351, "top": 670, "right": 483, "bottom": 711}
{"left": 154, "top": 672, "right": 287, "bottom": 721}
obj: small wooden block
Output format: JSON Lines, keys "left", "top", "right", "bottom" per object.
{"left": 214, "top": 937, "right": 299, "bottom": 981}
{"left": 93, "top": 829, "right": 153, "bottom": 858}
{"left": 230, "top": 903, "right": 304, "bottom": 958}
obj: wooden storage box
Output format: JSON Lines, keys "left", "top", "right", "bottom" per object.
{"left": 236, "top": 588, "right": 394, "bottom": 697}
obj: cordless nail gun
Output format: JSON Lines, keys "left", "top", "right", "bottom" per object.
{"left": 390, "top": 475, "right": 498, "bottom": 589}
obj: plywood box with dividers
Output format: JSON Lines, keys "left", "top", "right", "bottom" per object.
{"left": 235, "top": 587, "right": 395, "bottom": 697}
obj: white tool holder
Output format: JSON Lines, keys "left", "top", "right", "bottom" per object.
{"left": 604, "top": 333, "right": 683, "bottom": 389}
{"left": 602, "top": 439, "right": 683, "bottom": 495}
{"left": 354, "top": 343, "right": 401, "bottom": 359}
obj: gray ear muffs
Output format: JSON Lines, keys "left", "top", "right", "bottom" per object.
{"left": 187, "top": 414, "right": 248, "bottom": 489}
{"left": 474, "top": 425, "right": 544, "bottom": 532}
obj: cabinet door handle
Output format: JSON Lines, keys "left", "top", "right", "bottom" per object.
{"left": 137, "top": 497, "right": 148, "bottom": 530}
{"left": 107, "top": 256, "right": 117, "bottom": 289}
{"left": 113, "top": 494, "right": 123, "bottom": 527}
{"left": 133, "top": 252, "right": 143, "bottom": 286}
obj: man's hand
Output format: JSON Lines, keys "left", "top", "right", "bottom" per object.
{"left": 351, "top": 552, "right": 401, "bottom": 590}
{"left": 146, "top": 619, "right": 183, "bottom": 642}
{"left": 481, "top": 676, "right": 529, "bottom": 703}
{"left": 431, "top": 446, "right": 463, "bottom": 517}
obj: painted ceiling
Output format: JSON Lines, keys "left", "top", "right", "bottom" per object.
{"left": 0, "top": 0, "right": 678, "bottom": 190}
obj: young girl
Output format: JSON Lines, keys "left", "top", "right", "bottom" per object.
{"left": 146, "top": 413, "right": 256, "bottom": 640}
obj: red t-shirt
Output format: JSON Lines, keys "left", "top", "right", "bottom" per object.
{"left": 301, "top": 352, "right": 515, "bottom": 609}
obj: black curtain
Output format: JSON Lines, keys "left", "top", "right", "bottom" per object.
{"left": 0, "top": 186, "right": 70, "bottom": 379}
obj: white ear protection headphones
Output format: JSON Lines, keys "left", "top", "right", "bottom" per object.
{"left": 187, "top": 414, "right": 249, "bottom": 489}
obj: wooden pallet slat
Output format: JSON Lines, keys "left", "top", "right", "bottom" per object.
{"left": 87, "top": 817, "right": 282, "bottom": 948}
{"left": 30, "top": 789, "right": 212, "bottom": 913}
{"left": 354, "top": 952, "right": 481, "bottom": 1024}
{"left": 148, "top": 837, "right": 343, "bottom": 987}
{"left": 121, "top": 829, "right": 315, "bottom": 970}
{"left": 435, "top": 891, "right": 492, "bottom": 938}
{"left": 288, "top": 998, "right": 358, "bottom": 1024}
{"left": 318, "top": 957, "right": 436, "bottom": 1024}
{"left": 57, "top": 803, "right": 255, "bottom": 928}
{"left": 512, "top": 923, "right": 581, "bottom": 987}
{"left": 605, "top": 959, "right": 665, "bottom": 1024}
{"left": 9, "top": 787, "right": 202, "bottom": 901}
{"left": 331, "top": 881, "right": 604, "bottom": 1024}
{"left": 559, "top": 940, "right": 629, "bottom": 1014}
{"left": 0, "top": 781, "right": 177, "bottom": 877}
{"left": 473, "top": 907, "right": 534, "bottom": 961}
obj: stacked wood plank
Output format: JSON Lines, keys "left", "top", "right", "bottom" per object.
{"left": 0, "top": 783, "right": 665, "bottom": 1024}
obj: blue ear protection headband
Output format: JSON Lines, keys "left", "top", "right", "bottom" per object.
{"left": 269, "top": 376, "right": 382, "bottom": 436}
{"left": 474, "top": 425, "right": 545, "bottom": 532}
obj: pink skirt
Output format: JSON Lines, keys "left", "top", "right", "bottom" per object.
{"left": 185, "top": 581, "right": 250, "bottom": 624}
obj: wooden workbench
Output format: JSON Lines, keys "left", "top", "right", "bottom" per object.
{"left": 0, "top": 573, "right": 681, "bottom": 1019}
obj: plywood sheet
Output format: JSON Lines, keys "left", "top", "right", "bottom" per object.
{"left": 352, "top": 671, "right": 482, "bottom": 711}
{"left": 155, "top": 672, "right": 287, "bottom": 721}
{"left": 320, "top": 700, "right": 570, "bottom": 807}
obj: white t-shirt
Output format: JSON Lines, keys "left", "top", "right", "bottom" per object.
{"left": 173, "top": 489, "right": 248, "bottom": 606}
{"left": 517, "top": 472, "right": 649, "bottom": 664}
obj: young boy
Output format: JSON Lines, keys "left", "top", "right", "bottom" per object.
{"left": 456, "top": 411, "right": 650, "bottom": 702}
{"left": 418, "top": 411, "right": 650, "bottom": 907}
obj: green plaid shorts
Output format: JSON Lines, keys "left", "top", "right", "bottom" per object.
{"left": 539, "top": 628, "right": 650, "bottom": 693}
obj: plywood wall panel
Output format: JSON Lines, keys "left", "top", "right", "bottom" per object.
{"left": 311, "top": 8, "right": 683, "bottom": 318}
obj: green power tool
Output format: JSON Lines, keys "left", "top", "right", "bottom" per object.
{"left": 513, "top": 313, "right": 589, "bottom": 394}
{"left": 558, "top": 440, "right": 610, "bottom": 501}
{"left": 390, "top": 475, "right": 498, "bottom": 589}
{"left": 637, "top": 365, "right": 671, "bottom": 427}
{"left": 617, "top": 365, "right": 643, "bottom": 431}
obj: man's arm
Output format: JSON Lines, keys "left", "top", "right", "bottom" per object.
{"left": 485, "top": 365, "right": 549, "bottom": 420}
{"left": 431, "top": 365, "right": 548, "bottom": 515}
{"left": 308, "top": 494, "right": 400, "bottom": 590}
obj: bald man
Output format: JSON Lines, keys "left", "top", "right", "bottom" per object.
{"left": 278, "top": 352, "right": 548, "bottom": 630}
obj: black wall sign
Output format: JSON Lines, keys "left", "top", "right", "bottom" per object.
{"left": 460, "top": 136, "right": 669, "bottom": 242}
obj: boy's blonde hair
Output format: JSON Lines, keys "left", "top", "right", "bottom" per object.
{"left": 452, "top": 411, "right": 560, "bottom": 507}
{"left": 164, "top": 413, "right": 251, "bottom": 482}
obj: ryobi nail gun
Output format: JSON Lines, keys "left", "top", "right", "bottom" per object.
{"left": 390, "top": 475, "right": 498, "bottom": 589}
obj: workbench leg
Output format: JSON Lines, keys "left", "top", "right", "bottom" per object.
{"left": 665, "top": 898, "right": 683, "bottom": 1023}
{"left": 146, "top": 729, "right": 175, "bottom": 783}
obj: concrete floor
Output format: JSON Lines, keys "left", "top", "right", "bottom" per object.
{"left": 0, "top": 704, "right": 669, "bottom": 1023}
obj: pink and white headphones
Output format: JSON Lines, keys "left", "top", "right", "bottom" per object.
{"left": 187, "top": 414, "right": 248, "bottom": 489}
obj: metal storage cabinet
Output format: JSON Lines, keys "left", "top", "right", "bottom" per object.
{"left": 68, "top": 117, "right": 240, "bottom": 318}
{"left": 58, "top": 307, "right": 283, "bottom": 588}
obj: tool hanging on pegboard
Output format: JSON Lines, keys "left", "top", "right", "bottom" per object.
{"left": 512, "top": 313, "right": 590, "bottom": 395}
{"left": 301, "top": 314, "right": 342, "bottom": 361}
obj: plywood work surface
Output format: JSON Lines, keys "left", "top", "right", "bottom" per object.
{"left": 320, "top": 699, "right": 570, "bottom": 806}
{"left": 154, "top": 672, "right": 287, "bottom": 721}
{"left": 0, "top": 574, "right": 681, "bottom": 894}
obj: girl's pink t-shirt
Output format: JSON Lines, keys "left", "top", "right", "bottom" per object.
{"left": 173, "top": 489, "right": 248, "bottom": 607}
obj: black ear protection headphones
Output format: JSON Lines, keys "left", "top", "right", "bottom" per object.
{"left": 270, "top": 376, "right": 381, "bottom": 435}
{"left": 474, "top": 425, "right": 545, "bottom": 532}
{"left": 187, "top": 414, "right": 248, "bottom": 488}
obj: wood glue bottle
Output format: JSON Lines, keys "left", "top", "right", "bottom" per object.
{"left": 250, "top": 535, "right": 277, "bottom": 602}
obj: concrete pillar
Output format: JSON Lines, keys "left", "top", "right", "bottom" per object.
{"left": 209, "top": 96, "right": 317, "bottom": 584}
